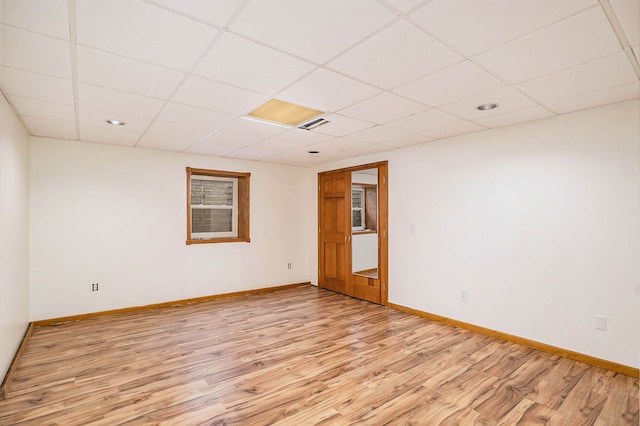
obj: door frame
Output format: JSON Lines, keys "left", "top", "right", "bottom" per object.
{"left": 318, "top": 161, "right": 388, "bottom": 305}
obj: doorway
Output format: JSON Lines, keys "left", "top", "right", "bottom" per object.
{"left": 318, "top": 161, "right": 388, "bottom": 305}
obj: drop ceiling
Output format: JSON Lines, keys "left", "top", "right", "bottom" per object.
{"left": 1, "top": 0, "right": 638, "bottom": 167}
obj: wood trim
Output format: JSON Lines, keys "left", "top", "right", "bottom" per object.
{"left": 185, "top": 167, "right": 251, "bottom": 245}
{"left": 387, "top": 302, "right": 639, "bottom": 378}
{"left": 1, "top": 322, "right": 34, "bottom": 399}
{"left": 33, "top": 282, "right": 310, "bottom": 327}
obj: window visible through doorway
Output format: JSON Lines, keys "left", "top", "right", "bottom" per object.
{"left": 186, "top": 168, "right": 250, "bottom": 244}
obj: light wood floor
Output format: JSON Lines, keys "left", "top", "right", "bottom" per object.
{"left": 0, "top": 286, "right": 637, "bottom": 425}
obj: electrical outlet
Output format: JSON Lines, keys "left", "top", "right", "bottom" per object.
{"left": 460, "top": 289, "right": 469, "bottom": 302}
{"left": 91, "top": 282, "right": 100, "bottom": 292}
{"left": 287, "top": 263, "right": 292, "bottom": 270}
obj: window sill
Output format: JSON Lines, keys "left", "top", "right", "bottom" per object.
{"left": 186, "top": 237, "right": 250, "bottom": 245}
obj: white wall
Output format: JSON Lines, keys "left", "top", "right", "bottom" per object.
{"left": 0, "top": 93, "right": 30, "bottom": 380}
{"left": 307, "top": 100, "right": 640, "bottom": 368}
{"left": 29, "top": 138, "right": 310, "bottom": 320}
{"left": 352, "top": 233, "right": 378, "bottom": 272}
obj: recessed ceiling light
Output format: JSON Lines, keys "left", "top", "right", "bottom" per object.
{"left": 476, "top": 103, "right": 498, "bottom": 111}
{"left": 106, "top": 119, "right": 126, "bottom": 126}
{"left": 247, "top": 99, "right": 324, "bottom": 127}
{"left": 308, "top": 150, "right": 319, "bottom": 154}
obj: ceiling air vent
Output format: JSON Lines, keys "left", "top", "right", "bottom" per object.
{"left": 298, "top": 117, "right": 329, "bottom": 130}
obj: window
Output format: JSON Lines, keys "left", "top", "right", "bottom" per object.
{"left": 186, "top": 168, "right": 250, "bottom": 244}
{"left": 352, "top": 186, "right": 365, "bottom": 231}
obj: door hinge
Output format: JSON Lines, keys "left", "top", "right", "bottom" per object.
{"left": 383, "top": 176, "right": 386, "bottom": 185}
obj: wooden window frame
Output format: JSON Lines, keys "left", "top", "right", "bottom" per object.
{"left": 186, "top": 167, "right": 250, "bottom": 245}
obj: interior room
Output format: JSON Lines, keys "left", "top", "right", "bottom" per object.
{"left": 0, "top": 0, "right": 638, "bottom": 423}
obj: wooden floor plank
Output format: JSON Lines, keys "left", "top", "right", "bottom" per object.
{"left": 0, "top": 286, "right": 637, "bottom": 425}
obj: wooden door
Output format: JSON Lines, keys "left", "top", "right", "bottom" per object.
{"left": 318, "top": 171, "right": 351, "bottom": 295}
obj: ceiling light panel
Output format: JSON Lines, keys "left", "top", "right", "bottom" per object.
{"left": 393, "top": 60, "right": 505, "bottom": 107}
{"left": 76, "top": 0, "right": 218, "bottom": 71}
{"left": 77, "top": 46, "right": 185, "bottom": 99}
{"left": 195, "top": 33, "right": 315, "bottom": 96}
{"left": 474, "top": 7, "right": 622, "bottom": 84}
{"left": 410, "top": 0, "right": 598, "bottom": 56}
{"left": 328, "top": 20, "right": 462, "bottom": 89}
{"left": 1, "top": 0, "right": 70, "bottom": 39}
{"left": 230, "top": 0, "right": 395, "bottom": 63}
{"left": 278, "top": 68, "right": 381, "bottom": 112}
{"left": 247, "top": 99, "right": 323, "bottom": 126}
{"left": 1, "top": 26, "right": 72, "bottom": 79}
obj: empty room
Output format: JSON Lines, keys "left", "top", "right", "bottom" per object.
{"left": 0, "top": 0, "right": 639, "bottom": 424}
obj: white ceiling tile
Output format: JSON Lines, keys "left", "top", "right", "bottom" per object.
{"left": 228, "top": 143, "right": 287, "bottom": 160}
{"left": 422, "top": 120, "right": 486, "bottom": 139}
{"left": 346, "top": 125, "right": 427, "bottom": 146}
{"left": 517, "top": 52, "right": 638, "bottom": 104}
{"left": 472, "top": 106, "right": 554, "bottom": 129}
{"left": 1, "top": 0, "right": 69, "bottom": 39}
{"left": 262, "top": 150, "right": 335, "bottom": 167}
{"left": 609, "top": 0, "right": 640, "bottom": 46}
{"left": 186, "top": 131, "right": 263, "bottom": 156}
{"left": 1, "top": 26, "right": 71, "bottom": 78}
{"left": 277, "top": 68, "right": 381, "bottom": 112}
{"left": 382, "top": 0, "right": 427, "bottom": 13}
{"left": 546, "top": 82, "right": 640, "bottom": 114}
{"left": 77, "top": 46, "right": 184, "bottom": 99}
{"left": 312, "top": 114, "right": 374, "bottom": 137}
{"left": 172, "top": 75, "right": 268, "bottom": 115}
{"left": 303, "top": 138, "right": 358, "bottom": 154}
{"left": 220, "top": 118, "right": 289, "bottom": 139}
{"left": 147, "top": 0, "right": 244, "bottom": 27}
{"left": 338, "top": 92, "right": 427, "bottom": 124}
{"left": 328, "top": 20, "right": 462, "bottom": 89}
{"left": 394, "top": 60, "right": 505, "bottom": 106}
{"left": 263, "top": 128, "right": 333, "bottom": 150}
{"left": 439, "top": 87, "right": 537, "bottom": 120}
{"left": 230, "top": 0, "right": 395, "bottom": 63}
{"left": 137, "top": 133, "right": 196, "bottom": 152}
{"left": 474, "top": 7, "right": 622, "bottom": 84}
{"left": 1, "top": 66, "right": 73, "bottom": 104}
{"left": 411, "top": 0, "right": 597, "bottom": 56}
{"left": 11, "top": 96, "right": 75, "bottom": 122}
{"left": 79, "top": 125, "right": 141, "bottom": 146}
{"left": 78, "top": 108, "right": 151, "bottom": 133}
{"left": 77, "top": 0, "right": 217, "bottom": 71}
{"left": 195, "top": 33, "right": 315, "bottom": 96}
{"left": 78, "top": 83, "right": 164, "bottom": 119}
{"left": 22, "top": 116, "right": 77, "bottom": 139}
{"left": 386, "top": 108, "right": 478, "bottom": 134}
{"left": 155, "top": 102, "right": 233, "bottom": 128}
{"left": 139, "top": 117, "right": 224, "bottom": 151}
